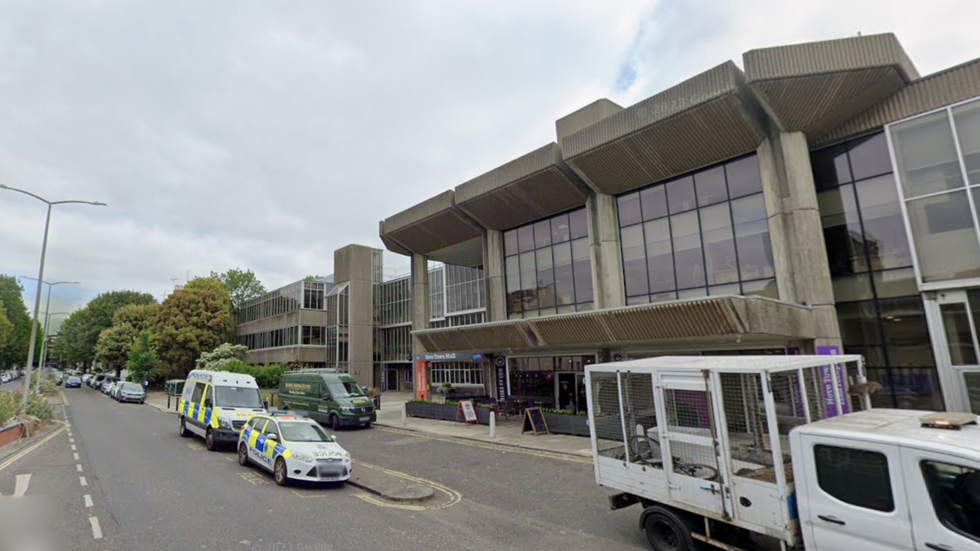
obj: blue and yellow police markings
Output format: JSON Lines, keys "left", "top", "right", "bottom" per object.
{"left": 242, "top": 426, "right": 291, "bottom": 466}
{"left": 178, "top": 398, "right": 218, "bottom": 429}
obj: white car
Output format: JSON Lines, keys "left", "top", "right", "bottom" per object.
{"left": 1, "top": 374, "right": 9, "bottom": 384}
{"left": 237, "top": 413, "right": 351, "bottom": 486}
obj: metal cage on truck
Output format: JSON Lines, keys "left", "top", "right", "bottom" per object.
{"left": 585, "top": 354, "right": 868, "bottom": 548}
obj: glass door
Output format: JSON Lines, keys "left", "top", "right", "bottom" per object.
{"left": 926, "top": 289, "right": 980, "bottom": 413}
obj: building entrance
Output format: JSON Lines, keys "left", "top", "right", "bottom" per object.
{"left": 926, "top": 289, "right": 980, "bottom": 413}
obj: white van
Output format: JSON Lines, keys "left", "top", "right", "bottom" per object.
{"left": 178, "top": 370, "right": 266, "bottom": 450}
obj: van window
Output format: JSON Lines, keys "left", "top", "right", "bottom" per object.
{"left": 921, "top": 460, "right": 980, "bottom": 541}
{"left": 814, "top": 445, "right": 894, "bottom": 512}
{"left": 325, "top": 381, "right": 365, "bottom": 398}
{"left": 205, "top": 385, "right": 214, "bottom": 406}
{"left": 181, "top": 381, "right": 195, "bottom": 400}
{"left": 190, "top": 383, "right": 205, "bottom": 404}
{"left": 215, "top": 386, "right": 263, "bottom": 408}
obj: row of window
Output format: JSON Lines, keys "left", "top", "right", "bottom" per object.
{"left": 238, "top": 281, "right": 331, "bottom": 324}
{"left": 237, "top": 325, "right": 327, "bottom": 350}
{"left": 429, "top": 363, "right": 484, "bottom": 385}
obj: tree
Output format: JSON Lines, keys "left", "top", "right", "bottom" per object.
{"left": 112, "top": 303, "right": 157, "bottom": 332}
{"left": 52, "top": 309, "right": 91, "bottom": 369}
{"left": 77, "top": 291, "right": 156, "bottom": 364}
{"left": 0, "top": 301, "right": 12, "bottom": 347}
{"left": 125, "top": 330, "right": 158, "bottom": 383}
{"left": 0, "top": 275, "right": 34, "bottom": 368}
{"left": 210, "top": 268, "right": 266, "bottom": 310}
{"left": 304, "top": 275, "right": 325, "bottom": 281}
{"left": 152, "top": 277, "right": 233, "bottom": 378}
{"left": 94, "top": 325, "right": 135, "bottom": 377}
{"left": 196, "top": 342, "right": 249, "bottom": 370}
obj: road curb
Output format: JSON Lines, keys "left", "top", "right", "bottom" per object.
{"left": 374, "top": 420, "right": 591, "bottom": 459}
{"left": 346, "top": 469, "right": 435, "bottom": 502}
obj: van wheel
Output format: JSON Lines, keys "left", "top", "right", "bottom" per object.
{"left": 274, "top": 457, "right": 289, "bottom": 486}
{"left": 363, "top": 422, "right": 371, "bottom": 429}
{"left": 179, "top": 417, "right": 190, "bottom": 437}
{"left": 205, "top": 428, "right": 217, "bottom": 451}
{"left": 238, "top": 443, "right": 250, "bottom": 466}
{"left": 330, "top": 414, "right": 340, "bottom": 430}
{"left": 642, "top": 506, "right": 697, "bottom": 551}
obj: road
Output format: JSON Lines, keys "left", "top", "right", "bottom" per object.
{"left": 0, "top": 386, "right": 649, "bottom": 551}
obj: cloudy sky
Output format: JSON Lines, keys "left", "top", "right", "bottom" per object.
{"left": 1, "top": 0, "right": 978, "bottom": 327}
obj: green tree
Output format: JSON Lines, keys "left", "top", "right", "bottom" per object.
{"left": 304, "top": 275, "right": 325, "bottom": 281}
{"left": 196, "top": 342, "right": 249, "bottom": 370}
{"left": 152, "top": 277, "right": 233, "bottom": 378}
{"left": 52, "top": 309, "right": 90, "bottom": 369}
{"left": 0, "top": 300, "right": 13, "bottom": 347}
{"left": 95, "top": 325, "right": 135, "bottom": 377}
{"left": 77, "top": 290, "right": 156, "bottom": 364}
{"left": 0, "top": 276, "right": 34, "bottom": 368}
{"left": 112, "top": 303, "right": 157, "bottom": 332}
{"left": 209, "top": 268, "right": 267, "bottom": 310}
{"left": 125, "top": 330, "right": 158, "bottom": 383}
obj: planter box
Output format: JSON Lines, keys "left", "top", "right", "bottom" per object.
{"left": 544, "top": 412, "right": 590, "bottom": 437}
{"left": 0, "top": 423, "right": 25, "bottom": 449}
{"left": 405, "top": 402, "right": 492, "bottom": 425}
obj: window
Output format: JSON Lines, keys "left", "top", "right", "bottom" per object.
{"left": 247, "top": 417, "right": 262, "bottom": 429}
{"left": 429, "top": 363, "right": 483, "bottom": 385}
{"left": 264, "top": 421, "right": 279, "bottom": 437}
{"left": 503, "top": 207, "right": 594, "bottom": 318}
{"left": 814, "top": 445, "right": 894, "bottom": 512}
{"left": 921, "top": 460, "right": 980, "bottom": 541}
{"left": 205, "top": 385, "right": 214, "bottom": 406}
{"left": 618, "top": 154, "right": 776, "bottom": 302}
{"left": 404, "top": 369, "right": 413, "bottom": 384}
{"left": 190, "top": 382, "right": 204, "bottom": 404}
{"left": 252, "top": 418, "right": 267, "bottom": 433}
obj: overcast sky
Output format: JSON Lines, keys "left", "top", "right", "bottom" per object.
{"left": 2, "top": 0, "right": 978, "bottom": 327}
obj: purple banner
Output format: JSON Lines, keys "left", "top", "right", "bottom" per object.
{"left": 817, "top": 345, "right": 849, "bottom": 417}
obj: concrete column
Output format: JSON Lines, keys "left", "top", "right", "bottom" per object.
{"left": 586, "top": 193, "right": 626, "bottom": 310}
{"left": 336, "top": 245, "right": 378, "bottom": 390}
{"left": 484, "top": 229, "right": 507, "bottom": 322}
{"left": 757, "top": 132, "right": 841, "bottom": 349}
{"left": 410, "top": 253, "right": 430, "bottom": 400}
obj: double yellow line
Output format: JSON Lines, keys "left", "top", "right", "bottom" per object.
{"left": 0, "top": 422, "right": 67, "bottom": 473}
{"left": 352, "top": 461, "right": 463, "bottom": 511}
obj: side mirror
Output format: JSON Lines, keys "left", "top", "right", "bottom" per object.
{"left": 330, "top": 434, "right": 337, "bottom": 442}
{"left": 266, "top": 433, "right": 278, "bottom": 441}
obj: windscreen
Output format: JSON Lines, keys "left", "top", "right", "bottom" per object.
{"left": 326, "top": 381, "right": 365, "bottom": 398}
{"left": 215, "top": 386, "right": 263, "bottom": 408}
{"left": 280, "top": 422, "right": 333, "bottom": 443}
{"left": 122, "top": 383, "right": 142, "bottom": 391}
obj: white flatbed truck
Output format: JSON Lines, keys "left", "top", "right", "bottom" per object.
{"left": 585, "top": 355, "right": 980, "bottom": 551}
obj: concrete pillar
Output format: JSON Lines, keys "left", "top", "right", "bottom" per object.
{"left": 410, "top": 254, "right": 430, "bottom": 398}
{"left": 484, "top": 229, "right": 507, "bottom": 322}
{"left": 335, "top": 245, "right": 378, "bottom": 390}
{"left": 586, "top": 193, "right": 625, "bottom": 310}
{"left": 757, "top": 132, "right": 841, "bottom": 349}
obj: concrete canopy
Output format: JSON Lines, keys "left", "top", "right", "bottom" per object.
{"left": 560, "top": 61, "right": 767, "bottom": 196}
{"left": 454, "top": 142, "right": 589, "bottom": 231}
{"left": 380, "top": 190, "right": 484, "bottom": 263}
{"left": 411, "top": 295, "right": 814, "bottom": 354}
{"left": 745, "top": 33, "right": 919, "bottom": 142}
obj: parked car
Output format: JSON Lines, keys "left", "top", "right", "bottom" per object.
{"left": 237, "top": 413, "right": 351, "bottom": 486}
{"left": 65, "top": 376, "right": 82, "bottom": 388}
{"left": 112, "top": 382, "right": 126, "bottom": 400}
{"left": 1, "top": 374, "right": 10, "bottom": 384}
{"left": 102, "top": 379, "right": 117, "bottom": 394}
{"left": 82, "top": 374, "right": 92, "bottom": 384}
{"left": 116, "top": 382, "right": 145, "bottom": 404}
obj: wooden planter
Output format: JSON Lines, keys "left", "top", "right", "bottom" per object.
{"left": 543, "top": 412, "right": 590, "bottom": 437}
{"left": 405, "top": 402, "right": 492, "bottom": 425}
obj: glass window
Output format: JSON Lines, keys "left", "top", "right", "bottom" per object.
{"left": 695, "top": 166, "right": 727, "bottom": 207}
{"left": 814, "top": 445, "right": 894, "bottom": 512}
{"left": 872, "top": 268, "right": 917, "bottom": 298}
{"left": 536, "top": 248, "right": 555, "bottom": 309}
{"left": 855, "top": 175, "right": 913, "bottom": 270}
{"left": 518, "top": 225, "right": 535, "bottom": 253}
{"left": 732, "top": 195, "right": 775, "bottom": 282}
{"left": 921, "top": 460, "right": 980, "bottom": 542}
{"left": 504, "top": 230, "right": 518, "bottom": 256}
{"left": 190, "top": 382, "right": 205, "bottom": 403}
{"left": 954, "top": 100, "right": 980, "bottom": 185}
{"left": 811, "top": 143, "right": 852, "bottom": 190}
{"left": 725, "top": 155, "right": 763, "bottom": 199}
{"left": 551, "top": 213, "right": 571, "bottom": 244}
{"left": 644, "top": 219, "right": 674, "bottom": 294}
{"left": 891, "top": 110, "right": 964, "bottom": 198}
{"left": 640, "top": 185, "right": 668, "bottom": 221}
{"left": 671, "top": 211, "right": 704, "bottom": 289}
{"left": 906, "top": 191, "right": 980, "bottom": 282}
{"left": 832, "top": 274, "right": 874, "bottom": 303}
{"left": 618, "top": 192, "right": 642, "bottom": 227}
{"left": 848, "top": 133, "right": 893, "bottom": 181}
{"left": 622, "top": 225, "right": 649, "bottom": 297}
{"left": 572, "top": 238, "right": 594, "bottom": 304}
{"left": 264, "top": 420, "right": 280, "bottom": 437}
{"left": 700, "top": 203, "right": 738, "bottom": 285}
{"left": 553, "top": 242, "right": 574, "bottom": 306}
{"left": 506, "top": 256, "right": 521, "bottom": 315}
{"left": 534, "top": 219, "right": 552, "bottom": 249}
{"left": 569, "top": 208, "right": 588, "bottom": 240}
{"left": 837, "top": 300, "right": 881, "bottom": 345}
{"left": 819, "top": 184, "right": 867, "bottom": 275}
{"left": 878, "top": 296, "right": 929, "bottom": 347}
{"left": 519, "top": 251, "right": 537, "bottom": 310}
{"left": 667, "top": 176, "right": 696, "bottom": 214}
{"left": 741, "top": 278, "right": 777, "bottom": 298}
{"left": 940, "top": 302, "right": 978, "bottom": 365}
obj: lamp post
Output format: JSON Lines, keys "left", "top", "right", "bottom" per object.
{"left": 1, "top": 184, "right": 105, "bottom": 407}
{"left": 21, "top": 276, "right": 79, "bottom": 391}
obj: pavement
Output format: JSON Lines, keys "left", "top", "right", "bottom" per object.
{"left": 1, "top": 383, "right": 647, "bottom": 551}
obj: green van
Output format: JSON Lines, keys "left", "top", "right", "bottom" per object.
{"left": 278, "top": 370, "right": 376, "bottom": 429}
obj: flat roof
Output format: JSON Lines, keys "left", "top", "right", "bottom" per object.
{"left": 589, "top": 354, "right": 863, "bottom": 374}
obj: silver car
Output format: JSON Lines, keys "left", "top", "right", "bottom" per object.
{"left": 116, "top": 382, "right": 145, "bottom": 404}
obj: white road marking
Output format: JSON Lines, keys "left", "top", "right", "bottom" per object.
{"left": 76, "top": 464, "right": 83, "bottom": 472}
{"left": 13, "top": 474, "right": 31, "bottom": 497}
{"left": 89, "top": 516, "right": 103, "bottom": 539}
{"left": 79, "top": 476, "right": 87, "bottom": 487}
{"left": 84, "top": 494, "right": 93, "bottom": 508}
{"left": 69, "top": 438, "right": 74, "bottom": 443}
{"left": 71, "top": 445, "right": 76, "bottom": 451}
{"left": 73, "top": 453, "right": 79, "bottom": 460}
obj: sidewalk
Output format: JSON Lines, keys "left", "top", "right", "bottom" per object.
{"left": 144, "top": 391, "right": 178, "bottom": 415}
{"left": 374, "top": 393, "right": 594, "bottom": 459}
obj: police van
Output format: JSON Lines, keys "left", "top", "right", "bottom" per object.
{"left": 178, "top": 369, "right": 266, "bottom": 450}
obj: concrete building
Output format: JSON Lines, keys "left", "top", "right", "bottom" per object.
{"left": 378, "top": 33, "right": 980, "bottom": 414}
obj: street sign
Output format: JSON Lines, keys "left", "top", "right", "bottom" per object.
{"left": 455, "top": 399, "right": 478, "bottom": 426}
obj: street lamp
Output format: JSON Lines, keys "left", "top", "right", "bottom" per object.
{"left": 36, "top": 310, "right": 70, "bottom": 391}
{"left": 20, "top": 276, "right": 79, "bottom": 392}
{"left": 1, "top": 184, "right": 105, "bottom": 407}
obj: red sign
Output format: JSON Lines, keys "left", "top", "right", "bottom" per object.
{"left": 415, "top": 361, "right": 428, "bottom": 401}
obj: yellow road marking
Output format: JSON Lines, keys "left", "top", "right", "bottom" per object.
{"left": 0, "top": 422, "right": 67, "bottom": 473}
{"left": 375, "top": 426, "right": 592, "bottom": 465}
{"left": 352, "top": 461, "right": 462, "bottom": 510}
{"left": 60, "top": 390, "right": 70, "bottom": 407}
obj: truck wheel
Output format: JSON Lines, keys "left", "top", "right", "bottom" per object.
{"left": 330, "top": 414, "right": 340, "bottom": 431}
{"left": 642, "top": 507, "right": 697, "bottom": 551}
{"left": 205, "top": 428, "right": 217, "bottom": 451}
{"left": 274, "top": 457, "right": 289, "bottom": 486}
{"left": 179, "top": 417, "right": 191, "bottom": 437}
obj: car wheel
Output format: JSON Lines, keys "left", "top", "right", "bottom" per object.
{"left": 179, "top": 417, "right": 191, "bottom": 438}
{"left": 238, "top": 443, "right": 250, "bottom": 466}
{"left": 274, "top": 457, "right": 289, "bottom": 486}
{"left": 330, "top": 414, "right": 340, "bottom": 431}
{"left": 643, "top": 507, "right": 698, "bottom": 551}
{"left": 205, "top": 428, "right": 217, "bottom": 451}
{"left": 363, "top": 422, "right": 371, "bottom": 429}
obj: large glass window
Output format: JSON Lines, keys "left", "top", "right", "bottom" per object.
{"left": 815, "top": 445, "right": 894, "bottom": 512}
{"left": 503, "top": 208, "right": 593, "bottom": 318}
{"left": 813, "top": 133, "right": 942, "bottom": 410}
{"left": 889, "top": 99, "right": 980, "bottom": 284}
{"left": 617, "top": 154, "right": 776, "bottom": 303}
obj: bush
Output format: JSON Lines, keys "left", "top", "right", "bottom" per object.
{"left": 26, "top": 392, "right": 53, "bottom": 421}
{"left": 0, "top": 391, "right": 17, "bottom": 427}
{"left": 213, "top": 359, "right": 289, "bottom": 389}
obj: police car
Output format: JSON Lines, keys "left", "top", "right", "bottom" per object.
{"left": 237, "top": 412, "right": 352, "bottom": 486}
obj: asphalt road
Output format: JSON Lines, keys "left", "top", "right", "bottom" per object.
{"left": 0, "top": 386, "right": 649, "bottom": 551}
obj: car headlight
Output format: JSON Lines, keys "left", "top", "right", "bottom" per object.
{"left": 218, "top": 418, "right": 232, "bottom": 430}
{"left": 291, "top": 451, "right": 313, "bottom": 462}
{"left": 341, "top": 406, "right": 354, "bottom": 413}
{"left": 343, "top": 452, "right": 351, "bottom": 461}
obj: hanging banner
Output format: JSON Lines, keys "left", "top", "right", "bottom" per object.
{"left": 415, "top": 361, "right": 428, "bottom": 401}
{"left": 817, "top": 345, "right": 849, "bottom": 417}
{"left": 494, "top": 356, "right": 507, "bottom": 400}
